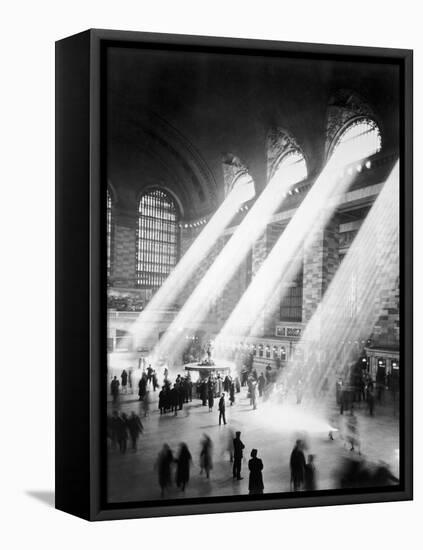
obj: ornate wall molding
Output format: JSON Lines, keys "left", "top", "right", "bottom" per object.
{"left": 325, "top": 89, "right": 379, "bottom": 159}
{"left": 266, "top": 128, "right": 305, "bottom": 182}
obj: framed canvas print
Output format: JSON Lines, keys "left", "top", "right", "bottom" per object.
{"left": 55, "top": 29, "right": 413, "bottom": 521}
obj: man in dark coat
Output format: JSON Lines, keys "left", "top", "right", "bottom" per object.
{"left": 115, "top": 412, "right": 128, "bottom": 454}
{"left": 176, "top": 443, "right": 192, "bottom": 491}
{"left": 110, "top": 376, "right": 120, "bottom": 404}
{"left": 218, "top": 393, "right": 226, "bottom": 425}
{"left": 290, "top": 439, "right": 306, "bottom": 491}
{"left": 121, "top": 369, "right": 128, "bottom": 393}
{"left": 138, "top": 373, "right": 147, "bottom": 401}
{"left": 127, "top": 411, "right": 143, "bottom": 450}
{"left": 233, "top": 431, "right": 245, "bottom": 480}
{"left": 156, "top": 444, "right": 174, "bottom": 497}
{"left": 248, "top": 449, "right": 264, "bottom": 494}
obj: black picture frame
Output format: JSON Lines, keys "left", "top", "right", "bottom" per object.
{"left": 55, "top": 29, "right": 413, "bottom": 521}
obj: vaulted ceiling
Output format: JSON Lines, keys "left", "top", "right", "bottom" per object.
{"left": 107, "top": 45, "right": 400, "bottom": 220}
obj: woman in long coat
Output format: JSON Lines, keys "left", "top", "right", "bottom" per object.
{"left": 290, "top": 439, "right": 306, "bottom": 491}
{"left": 176, "top": 443, "right": 192, "bottom": 491}
{"left": 248, "top": 449, "right": 264, "bottom": 494}
{"left": 200, "top": 434, "right": 213, "bottom": 479}
{"left": 157, "top": 444, "right": 174, "bottom": 497}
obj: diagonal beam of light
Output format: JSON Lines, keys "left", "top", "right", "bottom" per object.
{"left": 127, "top": 183, "right": 253, "bottom": 346}
{"left": 214, "top": 143, "right": 375, "bottom": 350}
{"left": 150, "top": 155, "right": 308, "bottom": 365}
{"left": 281, "top": 162, "right": 399, "bottom": 403}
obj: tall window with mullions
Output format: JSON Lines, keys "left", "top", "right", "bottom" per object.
{"left": 280, "top": 266, "right": 303, "bottom": 322}
{"left": 107, "top": 189, "right": 112, "bottom": 278}
{"left": 137, "top": 189, "right": 180, "bottom": 288}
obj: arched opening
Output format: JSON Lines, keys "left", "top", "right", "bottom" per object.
{"left": 230, "top": 172, "right": 256, "bottom": 203}
{"left": 332, "top": 117, "right": 382, "bottom": 160}
{"left": 137, "top": 189, "right": 180, "bottom": 288}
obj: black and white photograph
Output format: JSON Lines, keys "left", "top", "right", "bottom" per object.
{"left": 3, "top": 0, "right": 422, "bottom": 544}
{"left": 104, "top": 41, "right": 406, "bottom": 507}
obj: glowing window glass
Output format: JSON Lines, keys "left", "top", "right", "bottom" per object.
{"left": 137, "top": 190, "right": 179, "bottom": 288}
{"left": 333, "top": 118, "right": 381, "bottom": 160}
{"left": 107, "top": 189, "right": 112, "bottom": 277}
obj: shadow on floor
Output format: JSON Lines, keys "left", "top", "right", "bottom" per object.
{"left": 26, "top": 490, "right": 55, "bottom": 508}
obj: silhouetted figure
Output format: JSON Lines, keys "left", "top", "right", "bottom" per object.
{"left": 208, "top": 388, "right": 214, "bottom": 412}
{"left": 128, "top": 368, "right": 133, "bottom": 393}
{"left": 233, "top": 431, "right": 245, "bottom": 480}
{"left": 346, "top": 410, "right": 361, "bottom": 453}
{"left": 248, "top": 449, "right": 264, "bottom": 494}
{"left": 218, "top": 393, "right": 226, "bottom": 425}
{"left": 258, "top": 373, "right": 266, "bottom": 397}
{"left": 176, "top": 443, "right": 192, "bottom": 491}
{"left": 121, "top": 369, "right": 128, "bottom": 394}
{"left": 304, "top": 454, "right": 316, "bottom": 491}
{"left": 138, "top": 374, "right": 147, "bottom": 401}
{"left": 290, "top": 440, "right": 306, "bottom": 491}
{"left": 152, "top": 371, "right": 159, "bottom": 391}
{"left": 116, "top": 412, "right": 128, "bottom": 454}
{"left": 201, "top": 380, "right": 208, "bottom": 406}
{"left": 367, "top": 383, "right": 375, "bottom": 416}
{"left": 111, "top": 376, "right": 120, "bottom": 403}
{"left": 127, "top": 411, "right": 143, "bottom": 450}
{"left": 157, "top": 444, "right": 174, "bottom": 497}
{"left": 229, "top": 382, "right": 235, "bottom": 406}
{"left": 143, "top": 391, "right": 150, "bottom": 417}
{"left": 200, "top": 434, "right": 213, "bottom": 478}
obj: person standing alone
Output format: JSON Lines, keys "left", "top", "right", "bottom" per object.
{"left": 218, "top": 393, "right": 227, "bottom": 425}
{"left": 233, "top": 431, "right": 245, "bottom": 480}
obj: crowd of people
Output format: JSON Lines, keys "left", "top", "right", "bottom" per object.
{"left": 107, "top": 356, "right": 399, "bottom": 498}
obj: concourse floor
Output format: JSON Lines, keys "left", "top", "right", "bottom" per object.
{"left": 106, "top": 384, "right": 400, "bottom": 503}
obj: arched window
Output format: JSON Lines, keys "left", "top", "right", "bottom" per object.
{"left": 107, "top": 189, "right": 112, "bottom": 277}
{"left": 230, "top": 172, "right": 256, "bottom": 203}
{"left": 137, "top": 189, "right": 180, "bottom": 288}
{"left": 332, "top": 118, "right": 381, "bottom": 160}
{"left": 272, "top": 150, "right": 308, "bottom": 186}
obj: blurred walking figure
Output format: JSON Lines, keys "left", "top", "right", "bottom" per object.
{"left": 290, "top": 439, "right": 306, "bottom": 491}
{"left": 367, "top": 381, "right": 375, "bottom": 416}
{"left": 229, "top": 381, "right": 235, "bottom": 406}
{"left": 200, "top": 434, "right": 213, "bottom": 479}
{"left": 156, "top": 444, "right": 174, "bottom": 497}
{"left": 128, "top": 368, "right": 133, "bottom": 393}
{"left": 110, "top": 376, "right": 120, "bottom": 404}
{"left": 143, "top": 390, "right": 150, "bottom": 418}
{"left": 108, "top": 413, "right": 118, "bottom": 450}
{"left": 248, "top": 449, "right": 264, "bottom": 495}
{"left": 208, "top": 387, "right": 214, "bottom": 412}
{"left": 233, "top": 431, "right": 245, "bottom": 480}
{"left": 116, "top": 412, "right": 128, "bottom": 454}
{"left": 258, "top": 373, "right": 265, "bottom": 398}
{"left": 251, "top": 383, "right": 257, "bottom": 410}
{"left": 346, "top": 410, "right": 361, "bottom": 454}
{"left": 127, "top": 411, "right": 143, "bottom": 450}
{"left": 304, "top": 454, "right": 316, "bottom": 491}
{"left": 218, "top": 393, "right": 227, "bottom": 425}
{"left": 225, "top": 429, "right": 235, "bottom": 462}
{"left": 121, "top": 369, "right": 128, "bottom": 394}
{"left": 176, "top": 443, "right": 192, "bottom": 491}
